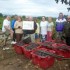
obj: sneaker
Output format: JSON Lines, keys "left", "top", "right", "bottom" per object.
{"left": 11, "top": 41, "right": 17, "bottom": 44}
{"left": 3, "top": 47, "right": 10, "bottom": 50}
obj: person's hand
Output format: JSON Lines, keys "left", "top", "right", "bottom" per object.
{"left": 62, "top": 33, "right": 65, "bottom": 37}
{"left": 10, "top": 29, "right": 14, "bottom": 33}
{"left": 18, "top": 26, "right": 22, "bottom": 29}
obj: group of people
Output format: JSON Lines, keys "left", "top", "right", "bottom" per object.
{"left": 1, "top": 13, "right": 70, "bottom": 46}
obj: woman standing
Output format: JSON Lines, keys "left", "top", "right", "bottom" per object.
{"left": 34, "top": 18, "right": 40, "bottom": 43}
{"left": 14, "top": 16, "right": 23, "bottom": 43}
{"left": 40, "top": 16, "right": 48, "bottom": 42}
{"left": 47, "top": 17, "right": 54, "bottom": 41}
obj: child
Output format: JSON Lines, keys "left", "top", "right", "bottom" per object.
{"left": 47, "top": 17, "right": 54, "bottom": 41}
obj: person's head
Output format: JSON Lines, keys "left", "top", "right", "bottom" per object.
{"left": 28, "top": 16, "right": 33, "bottom": 21}
{"left": 14, "top": 15, "right": 18, "bottom": 20}
{"left": 59, "top": 13, "right": 64, "bottom": 19}
{"left": 25, "top": 16, "right": 29, "bottom": 21}
{"left": 67, "top": 16, "right": 70, "bottom": 22}
{"left": 17, "top": 16, "right": 22, "bottom": 22}
{"left": 42, "top": 16, "right": 46, "bottom": 21}
{"left": 48, "top": 17, "right": 53, "bottom": 23}
{"left": 6, "top": 16, "right": 11, "bottom": 21}
{"left": 34, "top": 17, "right": 37, "bottom": 23}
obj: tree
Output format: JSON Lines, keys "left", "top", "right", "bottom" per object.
{"left": 55, "top": 0, "right": 70, "bottom": 11}
{"left": 22, "top": 16, "right": 25, "bottom": 20}
{"left": 0, "top": 13, "right": 3, "bottom": 17}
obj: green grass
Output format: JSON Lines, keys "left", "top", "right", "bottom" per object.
{"left": 0, "top": 17, "right": 4, "bottom": 29}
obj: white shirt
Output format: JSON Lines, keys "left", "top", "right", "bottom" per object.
{"left": 56, "top": 18, "right": 66, "bottom": 23}
{"left": 47, "top": 22, "right": 54, "bottom": 31}
{"left": 2, "top": 19, "right": 11, "bottom": 32}
{"left": 40, "top": 21, "right": 48, "bottom": 35}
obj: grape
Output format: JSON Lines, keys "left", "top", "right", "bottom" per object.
{"left": 35, "top": 50, "right": 49, "bottom": 57}
{"left": 25, "top": 43, "right": 39, "bottom": 50}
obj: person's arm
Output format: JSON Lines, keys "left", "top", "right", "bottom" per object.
{"left": 37, "top": 23, "right": 40, "bottom": 34}
{"left": 39, "top": 22, "right": 41, "bottom": 34}
{"left": 21, "top": 22, "right": 23, "bottom": 29}
{"left": 55, "top": 19, "right": 57, "bottom": 27}
{"left": 51, "top": 22, "right": 55, "bottom": 32}
{"left": 11, "top": 20, "right": 14, "bottom": 29}
{"left": 34, "top": 22, "right": 37, "bottom": 31}
{"left": 14, "top": 21, "right": 18, "bottom": 29}
{"left": 62, "top": 22, "right": 66, "bottom": 37}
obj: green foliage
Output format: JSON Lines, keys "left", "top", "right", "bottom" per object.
{"left": 55, "top": 0, "right": 70, "bottom": 11}
{"left": 0, "top": 13, "right": 3, "bottom": 17}
{"left": 0, "top": 16, "right": 4, "bottom": 29}
{"left": 55, "top": 0, "right": 70, "bottom": 5}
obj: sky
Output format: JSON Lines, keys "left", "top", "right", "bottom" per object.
{"left": 0, "top": 0, "right": 70, "bottom": 17}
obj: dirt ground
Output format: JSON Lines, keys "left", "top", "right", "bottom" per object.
{"left": 0, "top": 44, "right": 70, "bottom": 70}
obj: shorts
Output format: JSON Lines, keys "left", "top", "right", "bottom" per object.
{"left": 35, "top": 33, "right": 39, "bottom": 39}
{"left": 4, "top": 31, "right": 10, "bottom": 36}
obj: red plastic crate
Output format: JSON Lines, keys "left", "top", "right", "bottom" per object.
{"left": 23, "top": 43, "right": 40, "bottom": 59}
{"left": 21, "top": 44, "right": 28, "bottom": 53}
{"left": 14, "top": 43, "right": 24, "bottom": 54}
{"left": 52, "top": 43, "right": 70, "bottom": 60}
{"left": 41, "top": 41, "right": 54, "bottom": 49}
{"left": 31, "top": 48, "right": 55, "bottom": 69}
{"left": 51, "top": 40, "right": 66, "bottom": 44}
{"left": 56, "top": 49, "right": 70, "bottom": 60}
{"left": 23, "top": 47, "right": 32, "bottom": 59}
{"left": 39, "top": 57, "right": 54, "bottom": 69}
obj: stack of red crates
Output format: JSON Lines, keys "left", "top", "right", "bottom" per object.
{"left": 22, "top": 43, "right": 41, "bottom": 59}
{"left": 52, "top": 43, "right": 70, "bottom": 60}
{"left": 40, "top": 41, "right": 70, "bottom": 60}
{"left": 31, "top": 48, "right": 55, "bottom": 69}
{"left": 13, "top": 40, "right": 70, "bottom": 69}
{"left": 14, "top": 44, "right": 23, "bottom": 54}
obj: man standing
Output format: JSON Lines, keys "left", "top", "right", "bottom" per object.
{"left": 23, "top": 16, "right": 37, "bottom": 43}
{"left": 56, "top": 13, "right": 66, "bottom": 42}
{"left": 2, "top": 16, "right": 14, "bottom": 46}
{"left": 63, "top": 16, "right": 70, "bottom": 46}
{"left": 28, "top": 16, "right": 37, "bottom": 43}
{"left": 2, "top": 16, "right": 13, "bottom": 43}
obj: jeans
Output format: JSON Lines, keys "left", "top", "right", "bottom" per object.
{"left": 12, "top": 29, "right": 16, "bottom": 41}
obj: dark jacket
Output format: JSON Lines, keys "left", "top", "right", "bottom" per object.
{"left": 63, "top": 22, "right": 70, "bottom": 37}
{"left": 24, "top": 22, "right": 37, "bottom": 34}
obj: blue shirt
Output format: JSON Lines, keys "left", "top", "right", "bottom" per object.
{"left": 11, "top": 20, "right": 16, "bottom": 29}
{"left": 56, "top": 18, "right": 66, "bottom": 31}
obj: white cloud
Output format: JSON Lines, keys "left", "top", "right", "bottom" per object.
{"left": 0, "top": 0, "right": 70, "bottom": 17}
